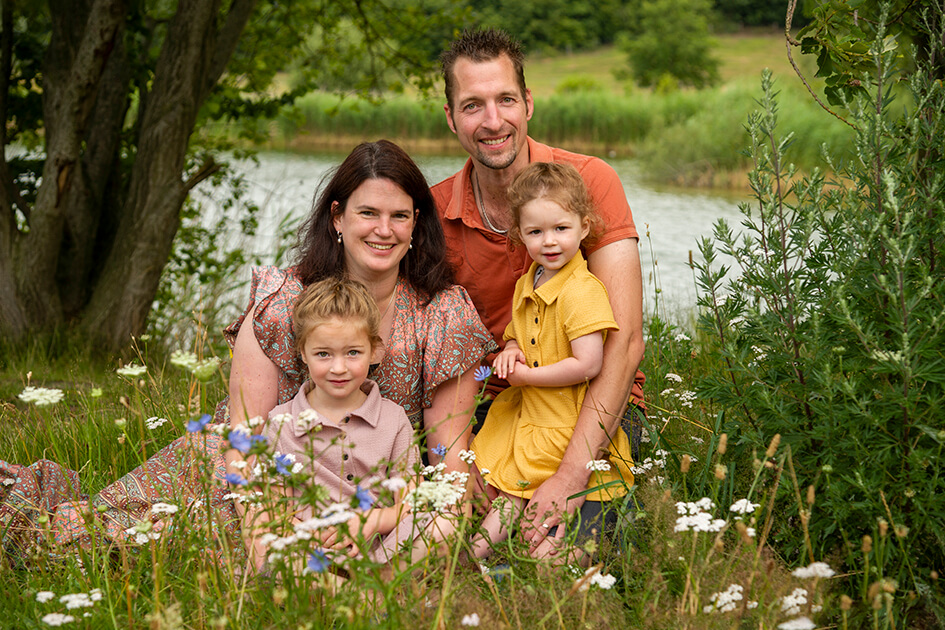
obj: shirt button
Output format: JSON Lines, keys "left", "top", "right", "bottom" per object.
{"left": 534, "top": 317, "right": 539, "bottom": 323}
{"left": 346, "top": 473, "right": 353, "bottom": 481}
{"left": 531, "top": 338, "right": 536, "bottom": 344}
{"left": 533, "top": 361, "right": 539, "bottom": 367}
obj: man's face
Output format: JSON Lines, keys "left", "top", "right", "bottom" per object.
{"left": 445, "top": 55, "right": 533, "bottom": 172}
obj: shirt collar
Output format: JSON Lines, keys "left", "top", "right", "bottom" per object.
{"left": 443, "top": 137, "right": 550, "bottom": 229}
{"left": 514, "top": 250, "right": 587, "bottom": 310}
{"left": 290, "top": 379, "right": 384, "bottom": 436}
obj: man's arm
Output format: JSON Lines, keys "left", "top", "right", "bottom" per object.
{"left": 524, "top": 238, "right": 644, "bottom": 547}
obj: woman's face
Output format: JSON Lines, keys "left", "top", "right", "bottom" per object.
{"left": 332, "top": 178, "right": 417, "bottom": 284}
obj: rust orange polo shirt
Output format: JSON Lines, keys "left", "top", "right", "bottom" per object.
{"left": 431, "top": 137, "right": 646, "bottom": 408}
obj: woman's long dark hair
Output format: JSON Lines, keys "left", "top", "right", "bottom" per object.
{"left": 294, "top": 140, "right": 454, "bottom": 302}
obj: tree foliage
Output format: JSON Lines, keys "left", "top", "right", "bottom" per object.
{"left": 619, "top": 0, "right": 721, "bottom": 89}
{"left": 0, "top": 0, "right": 456, "bottom": 353}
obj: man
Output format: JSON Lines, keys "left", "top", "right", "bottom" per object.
{"left": 431, "top": 28, "right": 646, "bottom": 559}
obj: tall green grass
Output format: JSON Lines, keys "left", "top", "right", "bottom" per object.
{"left": 272, "top": 80, "right": 853, "bottom": 186}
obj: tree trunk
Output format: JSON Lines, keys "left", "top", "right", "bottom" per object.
{"left": 79, "top": 0, "right": 257, "bottom": 349}
{"left": 4, "top": 0, "right": 125, "bottom": 333}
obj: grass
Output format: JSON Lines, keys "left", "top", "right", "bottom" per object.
{"left": 1, "top": 254, "right": 919, "bottom": 629}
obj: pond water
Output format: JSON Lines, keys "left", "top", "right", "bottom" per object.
{"left": 195, "top": 151, "right": 747, "bottom": 322}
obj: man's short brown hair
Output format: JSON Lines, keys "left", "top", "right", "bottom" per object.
{"left": 440, "top": 28, "right": 526, "bottom": 109}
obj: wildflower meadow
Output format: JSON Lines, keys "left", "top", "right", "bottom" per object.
{"left": 3, "top": 12, "right": 944, "bottom": 630}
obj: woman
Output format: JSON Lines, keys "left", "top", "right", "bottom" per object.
{"left": 0, "top": 141, "right": 495, "bottom": 566}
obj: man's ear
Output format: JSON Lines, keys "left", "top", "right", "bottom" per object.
{"left": 525, "top": 89, "right": 534, "bottom": 121}
{"left": 444, "top": 103, "right": 458, "bottom": 134}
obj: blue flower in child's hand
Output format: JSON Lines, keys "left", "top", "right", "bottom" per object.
{"left": 354, "top": 485, "right": 375, "bottom": 511}
{"left": 474, "top": 366, "right": 492, "bottom": 382}
{"left": 186, "top": 414, "right": 211, "bottom": 433}
{"left": 225, "top": 472, "right": 248, "bottom": 486}
{"left": 432, "top": 443, "right": 448, "bottom": 457}
{"left": 307, "top": 550, "right": 330, "bottom": 573}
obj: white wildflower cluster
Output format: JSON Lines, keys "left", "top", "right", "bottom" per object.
{"left": 660, "top": 388, "right": 696, "bottom": 408}
{"left": 690, "top": 435, "right": 705, "bottom": 444}
{"left": 145, "top": 416, "right": 169, "bottom": 430}
{"left": 381, "top": 477, "right": 407, "bottom": 492}
{"left": 791, "top": 562, "right": 835, "bottom": 579}
{"left": 59, "top": 590, "right": 102, "bottom": 609}
{"left": 586, "top": 459, "right": 611, "bottom": 472}
{"left": 780, "top": 587, "right": 809, "bottom": 615}
{"left": 116, "top": 363, "right": 147, "bottom": 378}
{"left": 37, "top": 588, "right": 104, "bottom": 625}
{"left": 222, "top": 490, "right": 263, "bottom": 505}
{"left": 169, "top": 350, "right": 221, "bottom": 381}
{"left": 664, "top": 372, "right": 683, "bottom": 383}
{"left": 577, "top": 566, "right": 617, "bottom": 591}
{"left": 247, "top": 415, "right": 265, "bottom": 428}
{"left": 263, "top": 502, "right": 358, "bottom": 563}
{"left": 41, "top": 614, "right": 75, "bottom": 627}
{"left": 405, "top": 464, "right": 468, "bottom": 513}
{"left": 461, "top": 613, "right": 481, "bottom": 627}
{"left": 674, "top": 332, "right": 691, "bottom": 342}
{"left": 729, "top": 498, "right": 760, "bottom": 516}
{"left": 674, "top": 498, "right": 726, "bottom": 533}
{"left": 150, "top": 502, "right": 178, "bottom": 515}
{"left": 777, "top": 617, "right": 816, "bottom": 630}
{"left": 750, "top": 345, "right": 768, "bottom": 363}
{"left": 631, "top": 449, "right": 667, "bottom": 476}
{"left": 124, "top": 521, "right": 160, "bottom": 545}
{"left": 19, "top": 386, "right": 65, "bottom": 406}
{"left": 458, "top": 449, "right": 477, "bottom": 465}
{"left": 704, "top": 583, "right": 744, "bottom": 613}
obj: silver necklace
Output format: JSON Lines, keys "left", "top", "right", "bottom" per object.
{"left": 473, "top": 172, "right": 508, "bottom": 234}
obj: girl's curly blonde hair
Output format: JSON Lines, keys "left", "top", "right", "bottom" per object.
{"left": 506, "top": 162, "right": 603, "bottom": 246}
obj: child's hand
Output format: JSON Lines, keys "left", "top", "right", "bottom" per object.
{"left": 492, "top": 347, "right": 526, "bottom": 380}
{"left": 505, "top": 362, "right": 531, "bottom": 386}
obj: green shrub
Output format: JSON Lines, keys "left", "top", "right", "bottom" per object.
{"left": 692, "top": 27, "right": 945, "bottom": 626}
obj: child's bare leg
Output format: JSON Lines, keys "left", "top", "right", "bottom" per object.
{"left": 471, "top": 493, "right": 523, "bottom": 559}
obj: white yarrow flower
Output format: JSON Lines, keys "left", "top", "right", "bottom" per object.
{"left": 777, "top": 617, "right": 816, "bottom": 630}
{"left": 791, "top": 561, "right": 835, "bottom": 579}
{"left": 42, "top": 613, "right": 75, "bottom": 626}
{"left": 586, "top": 459, "right": 611, "bottom": 472}
{"left": 145, "top": 416, "right": 169, "bottom": 430}
{"left": 116, "top": 363, "right": 147, "bottom": 378}
{"left": 59, "top": 593, "right": 94, "bottom": 609}
{"left": 169, "top": 350, "right": 199, "bottom": 371}
{"left": 18, "top": 386, "right": 65, "bottom": 406}
{"left": 150, "top": 502, "right": 178, "bottom": 515}
{"left": 36, "top": 591, "right": 56, "bottom": 603}
{"left": 665, "top": 372, "right": 683, "bottom": 383}
{"left": 381, "top": 477, "right": 407, "bottom": 492}
{"left": 729, "top": 499, "right": 760, "bottom": 515}
{"left": 461, "top": 612, "right": 481, "bottom": 626}
{"left": 458, "top": 449, "right": 477, "bottom": 464}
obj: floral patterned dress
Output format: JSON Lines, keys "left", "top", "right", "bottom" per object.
{"left": 0, "top": 266, "right": 495, "bottom": 563}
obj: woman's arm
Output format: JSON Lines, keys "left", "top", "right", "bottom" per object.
{"left": 423, "top": 366, "right": 480, "bottom": 473}
{"left": 505, "top": 331, "right": 604, "bottom": 388}
{"left": 226, "top": 304, "right": 280, "bottom": 478}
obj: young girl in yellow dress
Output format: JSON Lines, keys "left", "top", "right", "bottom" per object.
{"left": 470, "top": 162, "right": 635, "bottom": 559}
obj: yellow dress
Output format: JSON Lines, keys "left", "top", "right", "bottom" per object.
{"left": 472, "top": 252, "right": 635, "bottom": 501}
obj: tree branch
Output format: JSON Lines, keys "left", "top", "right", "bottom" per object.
{"left": 183, "top": 157, "right": 221, "bottom": 191}
{"left": 207, "top": 0, "right": 258, "bottom": 97}
{"left": 785, "top": 0, "right": 856, "bottom": 130}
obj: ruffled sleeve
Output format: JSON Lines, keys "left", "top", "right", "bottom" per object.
{"left": 419, "top": 285, "right": 498, "bottom": 408}
{"left": 215, "top": 266, "right": 307, "bottom": 423}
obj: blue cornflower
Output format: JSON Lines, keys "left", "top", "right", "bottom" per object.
{"left": 431, "top": 443, "right": 448, "bottom": 458}
{"left": 354, "top": 485, "right": 375, "bottom": 511}
{"left": 474, "top": 366, "right": 492, "bottom": 382}
{"left": 228, "top": 429, "right": 251, "bottom": 453}
{"left": 274, "top": 453, "right": 294, "bottom": 476}
{"left": 307, "top": 550, "right": 330, "bottom": 573}
{"left": 225, "top": 472, "right": 248, "bottom": 486}
{"left": 186, "top": 414, "right": 211, "bottom": 433}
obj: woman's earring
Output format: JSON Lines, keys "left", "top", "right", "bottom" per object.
{"left": 409, "top": 237, "right": 413, "bottom": 250}
{"left": 337, "top": 232, "right": 343, "bottom": 244}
